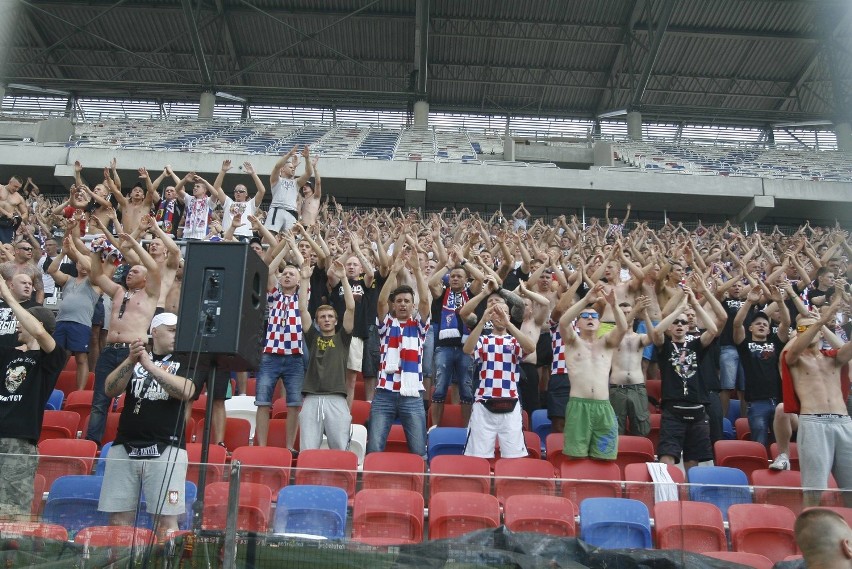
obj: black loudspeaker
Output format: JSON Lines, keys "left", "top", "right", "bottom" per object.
{"left": 175, "top": 241, "right": 268, "bottom": 371}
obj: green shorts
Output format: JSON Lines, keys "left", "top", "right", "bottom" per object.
{"left": 563, "top": 397, "right": 618, "bottom": 460}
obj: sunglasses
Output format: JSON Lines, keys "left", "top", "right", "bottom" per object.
{"left": 579, "top": 312, "right": 599, "bottom": 319}
{"left": 672, "top": 319, "right": 689, "bottom": 325}
{"left": 17, "top": 246, "right": 33, "bottom": 252}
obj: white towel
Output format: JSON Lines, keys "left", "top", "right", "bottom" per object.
{"left": 647, "top": 462, "right": 678, "bottom": 503}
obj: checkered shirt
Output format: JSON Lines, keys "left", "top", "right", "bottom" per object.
{"left": 550, "top": 319, "right": 568, "bottom": 375}
{"left": 473, "top": 334, "right": 523, "bottom": 401}
{"left": 263, "top": 287, "right": 302, "bottom": 355}
{"left": 376, "top": 313, "right": 430, "bottom": 393}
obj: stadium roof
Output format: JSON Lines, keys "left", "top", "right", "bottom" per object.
{"left": 3, "top": 0, "right": 852, "bottom": 128}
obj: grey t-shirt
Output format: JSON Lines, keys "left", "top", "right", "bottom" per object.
{"left": 57, "top": 278, "right": 99, "bottom": 326}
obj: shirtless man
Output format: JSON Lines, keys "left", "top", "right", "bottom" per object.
{"left": 609, "top": 296, "right": 654, "bottom": 436}
{"left": 592, "top": 243, "right": 643, "bottom": 327}
{"left": 112, "top": 167, "right": 156, "bottom": 236}
{"left": 0, "top": 176, "right": 26, "bottom": 244}
{"left": 85, "top": 234, "right": 161, "bottom": 446}
{"left": 516, "top": 278, "right": 550, "bottom": 413}
{"left": 141, "top": 216, "right": 182, "bottom": 312}
{"left": 559, "top": 283, "right": 628, "bottom": 460}
{"left": 783, "top": 300, "right": 852, "bottom": 507}
{"left": 298, "top": 156, "right": 322, "bottom": 227}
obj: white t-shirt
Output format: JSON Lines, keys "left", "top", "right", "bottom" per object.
{"left": 182, "top": 195, "right": 215, "bottom": 240}
{"left": 222, "top": 197, "right": 257, "bottom": 238}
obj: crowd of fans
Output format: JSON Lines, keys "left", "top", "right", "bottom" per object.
{"left": 0, "top": 146, "right": 850, "bottom": 536}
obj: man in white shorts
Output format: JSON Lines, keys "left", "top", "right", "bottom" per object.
{"left": 462, "top": 295, "right": 536, "bottom": 459}
{"left": 98, "top": 313, "right": 201, "bottom": 539}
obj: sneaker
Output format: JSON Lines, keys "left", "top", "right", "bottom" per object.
{"left": 769, "top": 453, "right": 790, "bottom": 471}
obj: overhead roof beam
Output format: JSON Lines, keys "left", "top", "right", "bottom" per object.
{"left": 631, "top": 0, "right": 675, "bottom": 108}
{"left": 20, "top": 13, "right": 68, "bottom": 80}
{"left": 596, "top": 0, "right": 646, "bottom": 113}
{"left": 181, "top": 0, "right": 213, "bottom": 89}
{"left": 632, "top": 23, "right": 819, "bottom": 42}
{"left": 213, "top": 0, "right": 244, "bottom": 86}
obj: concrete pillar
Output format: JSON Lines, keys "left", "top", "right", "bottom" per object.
{"left": 835, "top": 122, "right": 852, "bottom": 152}
{"left": 627, "top": 111, "right": 642, "bottom": 140}
{"left": 413, "top": 100, "right": 429, "bottom": 127}
{"left": 199, "top": 91, "right": 215, "bottom": 120}
{"left": 0, "top": 84, "right": 6, "bottom": 114}
{"left": 404, "top": 178, "right": 426, "bottom": 210}
{"left": 503, "top": 119, "right": 514, "bottom": 161}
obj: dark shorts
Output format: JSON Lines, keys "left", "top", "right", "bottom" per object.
{"left": 53, "top": 321, "right": 92, "bottom": 353}
{"left": 193, "top": 368, "right": 232, "bottom": 401}
{"left": 658, "top": 406, "right": 713, "bottom": 464}
{"left": 546, "top": 373, "right": 570, "bottom": 419}
{"left": 536, "top": 332, "right": 553, "bottom": 367}
{"left": 361, "top": 324, "right": 380, "bottom": 379}
{"left": 154, "top": 307, "right": 165, "bottom": 316}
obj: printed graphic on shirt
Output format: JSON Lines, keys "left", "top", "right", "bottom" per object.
{"left": 670, "top": 345, "right": 698, "bottom": 379}
{"left": 6, "top": 365, "right": 27, "bottom": 393}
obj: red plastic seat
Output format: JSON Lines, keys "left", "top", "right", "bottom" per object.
{"left": 560, "top": 459, "right": 622, "bottom": 506}
{"left": 654, "top": 500, "right": 726, "bottom": 553}
{"left": 271, "top": 398, "right": 288, "bottom": 420}
{"left": 429, "top": 455, "right": 491, "bottom": 495}
{"left": 63, "top": 390, "right": 94, "bottom": 427}
{"left": 734, "top": 417, "right": 751, "bottom": 440}
{"left": 614, "top": 435, "right": 655, "bottom": 476}
{"left": 55, "top": 371, "right": 94, "bottom": 398}
{"left": 79, "top": 412, "right": 120, "bottom": 446}
{"left": 545, "top": 433, "right": 568, "bottom": 469}
{"left": 351, "top": 400, "right": 371, "bottom": 427}
{"left": 254, "top": 418, "right": 287, "bottom": 448}
{"left": 0, "top": 522, "right": 68, "bottom": 541}
{"left": 31, "top": 474, "right": 46, "bottom": 516}
{"left": 645, "top": 380, "right": 661, "bottom": 412}
{"left": 74, "top": 525, "right": 156, "bottom": 547}
{"left": 351, "top": 489, "right": 424, "bottom": 545}
{"left": 37, "top": 438, "right": 98, "bottom": 489}
{"left": 428, "top": 491, "right": 500, "bottom": 539}
{"left": 230, "top": 446, "right": 292, "bottom": 496}
{"left": 623, "top": 462, "right": 686, "bottom": 511}
{"left": 647, "top": 413, "right": 661, "bottom": 449}
{"left": 191, "top": 394, "right": 208, "bottom": 424}
{"left": 294, "top": 449, "right": 358, "bottom": 499}
{"left": 504, "top": 494, "right": 576, "bottom": 537}
{"left": 383, "top": 424, "right": 413, "bottom": 454}
{"left": 751, "top": 469, "right": 841, "bottom": 514}
{"left": 428, "top": 403, "right": 465, "bottom": 428}
{"left": 728, "top": 503, "right": 799, "bottom": 562}
{"left": 769, "top": 442, "right": 799, "bottom": 471}
{"left": 185, "top": 442, "right": 228, "bottom": 487}
{"left": 714, "top": 440, "right": 768, "bottom": 480}
{"left": 362, "top": 452, "right": 425, "bottom": 494}
{"left": 702, "top": 551, "right": 774, "bottom": 569}
{"left": 39, "top": 410, "right": 81, "bottom": 443}
{"left": 494, "top": 457, "right": 556, "bottom": 504}
{"left": 202, "top": 481, "right": 272, "bottom": 532}
{"left": 196, "top": 417, "right": 251, "bottom": 451}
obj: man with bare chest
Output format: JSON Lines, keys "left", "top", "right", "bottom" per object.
{"left": 609, "top": 296, "right": 654, "bottom": 436}
{"left": 783, "top": 302, "right": 852, "bottom": 506}
{"left": 0, "top": 176, "right": 26, "bottom": 244}
{"left": 85, "top": 234, "right": 161, "bottom": 446}
{"left": 559, "top": 283, "right": 628, "bottom": 460}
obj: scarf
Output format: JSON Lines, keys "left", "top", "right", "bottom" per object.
{"left": 438, "top": 287, "right": 469, "bottom": 341}
{"left": 383, "top": 317, "right": 422, "bottom": 397}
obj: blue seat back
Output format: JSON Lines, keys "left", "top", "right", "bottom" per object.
{"left": 427, "top": 427, "right": 468, "bottom": 463}
{"left": 42, "top": 475, "right": 109, "bottom": 535}
{"left": 45, "top": 389, "right": 64, "bottom": 411}
{"left": 687, "top": 466, "right": 751, "bottom": 520}
{"left": 95, "top": 441, "right": 113, "bottom": 476}
{"left": 579, "top": 497, "right": 652, "bottom": 549}
{"left": 531, "top": 409, "right": 551, "bottom": 454}
{"left": 273, "top": 485, "right": 348, "bottom": 539}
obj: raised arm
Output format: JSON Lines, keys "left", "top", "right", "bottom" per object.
{"left": 298, "top": 263, "right": 312, "bottom": 330}
{"left": 241, "top": 161, "right": 267, "bottom": 207}
{"left": 651, "top": 296, "right": 689, "bottom": 347}
{"left": 378, "top": 254, "right": 405, "bottom": 319}
{"left": 785, "top": 299, "right": 841, "bottom": 366}
{"left": 732, "top": 286, "right": 761, "bottom": 345}
{"left": 270, "top": 147, "right": 298, "bottom": 186}
{"left": 0, "top": 279, "right": 55, "bottom": 352}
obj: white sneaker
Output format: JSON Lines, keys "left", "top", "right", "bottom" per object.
{"left": 769, "top": 453, "right": 790, "bottom": 471}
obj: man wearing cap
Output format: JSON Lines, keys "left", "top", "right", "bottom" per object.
{"left": 732, "top": 285, "right": 790, "bottom": 448}
{"left": 0, "top": 278, "right": 65, "bottom": 520}
{"left": 98, "top": 312, "right": 201, "bottom": 539}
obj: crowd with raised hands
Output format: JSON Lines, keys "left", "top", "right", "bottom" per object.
{"left": 0, "top": 147, "right": 851, "bottom": 526}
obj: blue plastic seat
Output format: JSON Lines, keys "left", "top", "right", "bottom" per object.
{"left": 427, "top": 427, "right": 468, "bottom": 463}
{"left": 726, "top": 399, "right": 741, "bottom": 426}
{"left": 273, "top": 485, "right": 348, "bottom": 539}
{"left": 687, "top": 465, "right": 752, "bottom": 520}
{"left": 95, "top": 441, "right": 113, "bottom": 476}
{"left": 530, "top": 409, "right": 551, "bottom": 455}
{"left": 42, "top": 475, "right": 110, "bottom": 535}
{"left": 45, "top": 389, "right": 64, "bottom": 411}
{"left": 722, "top": 418, "right": 735, "bottom": 440}
{"left": 579, "top": 497, "right": 652, "bottom": 549}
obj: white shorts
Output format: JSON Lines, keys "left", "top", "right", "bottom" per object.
{"left": 98, "top": 444, "right": 187, "bottom": 516}
{"left": 464, "top": 401, "right": 527, "bottom": 459}
{"left": 347, "top": 336, "right": 364, "bottom": 372}
{"left": 264, "top": 207, "right": 297, "bottom": 233}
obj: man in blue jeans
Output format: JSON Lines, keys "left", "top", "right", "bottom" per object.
{"left": 85, "top": 235, "right": 161, "bottom": 446}
{"left": 732, "top": 286, "right": 790, "bottom": 447}
{"left": 367, "top": 239, "right": 431, "bottom": 458}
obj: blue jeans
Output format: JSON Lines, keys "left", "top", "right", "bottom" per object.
{"left": 719, "top": 345, "right": 745, "bottom": 390}
{"left": 86, "top": 345, "right": 129, "bottom": 445}
{"left": 366, "top": 389, "right": 427, "bottom": 458}
{"left": 432, "top": 345, "right": 474, "bottom": 404}
{"left": 747, "top": 398, "right": 777, "bottom": 447}
{"left": 255, "top": 353, "right": 305, "bottom": 407}
{"left": 422, "top": 327, "right": 435, "bottom": 380}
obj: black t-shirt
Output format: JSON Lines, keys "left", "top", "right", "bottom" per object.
{"left": 659, "top": 336, "right": 709, "bottom": 405}
{"left": 501, "top": 267, "right": 528, "bottom": 293}
{"left": 0, "top": 299, "right": 40, "bottom": 348}
{"left": 114, "top": 354, "right": 201, "bottom": 449}
{"left": 719, "top": 297, "right": 746, "bottom": 346}
{"left": 0, "top": 345, "right": 67, "bottom": 442}
{"left": 688, "top": 331, "right": 721, "bottom": 393}
{"left": 330, "top": 272, "right": 381, "bottom": 339}
{"left": 307, "top": 264, "right": 329, "bottom": 317}
{"left": 736, "top": 332, "right": 785, "bottom": 401}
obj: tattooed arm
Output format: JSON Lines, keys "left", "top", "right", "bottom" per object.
{"left": 105, "top": 353, "right": 138, "bottom": 398}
